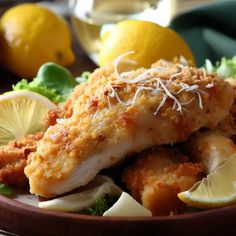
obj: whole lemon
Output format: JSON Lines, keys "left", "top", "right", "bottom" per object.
{"left": 98, "top": 20, "right": 195, "bottom": 67}
{"left": 0, "top": 3, "right": 75, "bottom": 78}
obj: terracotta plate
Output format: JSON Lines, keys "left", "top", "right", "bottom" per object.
{"left": 0, "top": 193, "right": 236, "bottom": 236}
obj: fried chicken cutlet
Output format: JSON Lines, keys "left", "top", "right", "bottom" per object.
{"left": 122, "top": 147, "right": 204, "bottom": 216}
{"left": 25, "top": 56, "right": 234, "bottom": 197}
{"left": 0, "top": 132, "right": 43, "bottom": 186}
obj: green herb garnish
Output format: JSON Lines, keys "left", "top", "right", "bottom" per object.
{"left": 80, "top": 194, "right": 118, "bottom": 216}
{"left": 0, "top": 183, "right": 14, "bottom": 196}
{"left": 205, "top": 56, "right": 236, "bottom": 79}
{"left": 13, "top": 62, "right": 77, "bottom": 103}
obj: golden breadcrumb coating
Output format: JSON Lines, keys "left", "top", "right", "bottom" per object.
{"left": 44, "top": 108, "right": 66, "bottom": 128}
{"left": 0, "top": 132, "right": 43, "bottom": 187}
{"left": 25, "top": 59, "right": 234, "bottom": 197}
{"left": 122, "top": 147, "right": 204, "bottom": 216}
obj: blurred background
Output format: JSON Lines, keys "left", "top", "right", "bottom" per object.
{"left": 0, "top": 0, "right": 230, "bottom": 85}
{"left": 0, "top": 0, "right": 222, "bottom": 23}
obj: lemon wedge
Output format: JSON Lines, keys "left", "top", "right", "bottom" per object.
{"left": 178, "top": 153, "right": 236, "bottom": 209}
{"left": 0, "top": 90, "right": 56, "bottom": 145}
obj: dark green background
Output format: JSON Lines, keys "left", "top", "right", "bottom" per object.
{"left": 170, "top": 0, "right": 236, "bottom": 66}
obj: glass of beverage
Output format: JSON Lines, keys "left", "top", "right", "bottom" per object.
{"left": 69, "top": 0, "right": 177, "bottom": 64}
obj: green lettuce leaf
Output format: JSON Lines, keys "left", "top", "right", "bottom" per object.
{"left": 205, "top": 56, "right": 236, "bottom": 79}
{"left": 13, "top": 79, "right": 62, "bottom": 103}
{"left": 13, "top": 63, "right": 77, "bottom": 103}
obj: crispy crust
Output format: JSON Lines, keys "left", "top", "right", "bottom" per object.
{"left": 122, "top": 147, "right": 204, "bottom": 216}
{"left": 25, "top": 60, "right": 234, "bottom": 197}
{"left": 44, "top": 108, "right": 66, "bottom": 127}
{"left": 0, "top": 132, "right": 43, "bottom": 187}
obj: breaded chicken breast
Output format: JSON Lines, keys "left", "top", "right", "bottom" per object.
{"left": 25, "top": 57, "right": 234, "bottom": 197}
{"left": 122, "top": 147, "right": 204, "bottom": 216}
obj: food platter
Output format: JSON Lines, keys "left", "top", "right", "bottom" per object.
{"left": 1, "top": 2, "right": 236, "bottom": 235}
{"left": 0, "top": 192, "right": 236, "bottom": 236}
{"left": 0, "top": 50, "right": 230, "bottom": 236}
{"left": 0, "top": 44, "right": 235, "bottom": 236}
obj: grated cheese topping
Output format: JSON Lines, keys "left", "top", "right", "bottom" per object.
{"left": 109, "top": 52, "right": 215, "bottom": 115}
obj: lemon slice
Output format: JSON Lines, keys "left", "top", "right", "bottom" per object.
{"left": 0, "top": 90, "right": 56, "bottom": 145}
{"left": 178, "top": 153, "right": 236, "bottom": 209}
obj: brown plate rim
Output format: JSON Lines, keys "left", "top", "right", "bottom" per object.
{"left": 1, "top": 193, "right": 236, "bottom": 236}
{"left": 0, "top": 193, "right": 236, "bottom": 222}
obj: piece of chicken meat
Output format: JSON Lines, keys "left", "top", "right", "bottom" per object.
{"left": 25, "top": 58, "right": 234, "bottom": 197}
